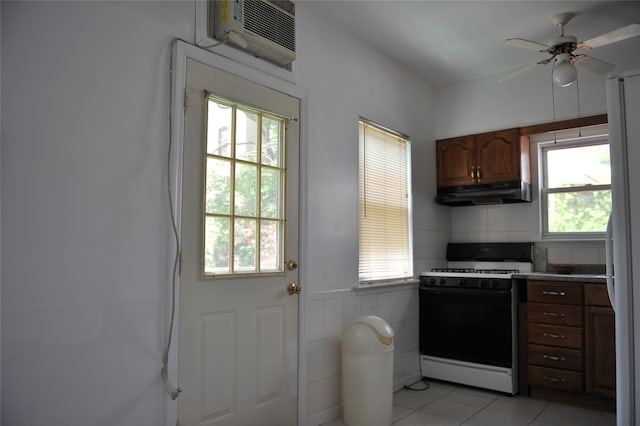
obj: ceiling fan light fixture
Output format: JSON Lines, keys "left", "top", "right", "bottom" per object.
{"left": 553, "top": 55, "right": 577, "bottom": 87}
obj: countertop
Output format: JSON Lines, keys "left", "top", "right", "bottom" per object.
{"left": 513, "top": 272, "right": 606, "bottom": 283}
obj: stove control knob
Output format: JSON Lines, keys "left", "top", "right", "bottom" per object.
{"left": 480, "top": 279, "right": 488, "bottom": 288}
{"left": 490, "top": 280, "right": 498, "bottom": 288}
{"left": 439, "top": 278, "right": 446, "bottom": 286}
{"left": 428, "top": 278, "right": 436, "bottom": 285}
{"left": 459, "top": 279, "right": 466, "bottom": 287}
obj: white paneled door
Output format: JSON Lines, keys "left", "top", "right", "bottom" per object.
{"left": 178, "top": 59, "right": 300, "bottom": 426}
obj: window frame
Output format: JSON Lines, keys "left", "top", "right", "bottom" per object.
{"left": 358, "top": 118, "right": 414, "bottom": 285}
{"left": 538, "top": 134, "right": 611, "bottom": 240}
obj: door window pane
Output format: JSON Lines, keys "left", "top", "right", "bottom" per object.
{"left": 261, "top": 168, "right": 281, "bottom": 218}
{"left": 207, "top": 102, "right": 232, "bottom": 157}
{"left": 205, "top": 157, "right": 231, "bottom": 215}
{"left": 234, "top": 218, "right": 257, "bottom": 272}
{"left": 236, "top": 109, "right": 258, "bottom": 162}
{"left": 262, "top": 116, "right": 282, "bottom": 167}
{"left": 235, "top": 163, "right": 257, "bottom": 217}
{"left": 204, "top": 95, "right": 286, "bottom": 276}
{"left": 260, "top": 220, "right": 281, "bottom": 271}
{"left": 205, "top": 216, "right": 230, "bottom": 274}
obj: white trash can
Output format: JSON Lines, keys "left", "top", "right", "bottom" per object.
{"left": 342, "top": 315, "right": 394, "bottom": 426}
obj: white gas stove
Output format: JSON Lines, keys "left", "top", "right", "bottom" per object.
{"left": 419, "top": 242, "right": 534, "bottom": 395}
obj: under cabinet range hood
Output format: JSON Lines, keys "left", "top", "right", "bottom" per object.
{"left": 436, "top": 181, "right": 531, "bottom": 206}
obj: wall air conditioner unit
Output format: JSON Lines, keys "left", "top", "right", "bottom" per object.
{"left": 210, "top": 0, "right": 296, "bottom": 67}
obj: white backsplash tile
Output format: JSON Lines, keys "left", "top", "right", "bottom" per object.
{"left": 487, "top": 206, "right": 510, "bottom": 232}
{"left": 324, "top": 337, "right": 342, "bottom": 378}
{"left": 467, "top": 231, "right": 489, "bottom": 242}
{"left": 547, "top": 247, "right": 573, "bottom": 264}
{"left": 376, "top": 292, "right": 393, "bottom": 323}
{"left": 307, "top": 340, "right": 325, "bottom": 383}
{"left": 359, "top": 293, "right": 379, "bottom": 316}
{"left": 324, "top": 297, "right": 343, "bottom": 338}
{"left": 467, "top": 207, "right": 488, "bottom": 232}
{"left": 306, "top": 299, "right": 326, "bottom": 342}
{"left": 573, "top": 247, "right": 600, "bottom": 264}
{"left": 307, "top": 381, "right": 325, "bottom": 415}
{"left": 391, "top": 288, "right": 418, "bottom": 323}
{"left": 305, "top": 284, "right": 421, "bottom": 423}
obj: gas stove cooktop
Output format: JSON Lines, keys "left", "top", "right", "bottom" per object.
{"left": 420, "top": 242, "right": 534, "bottom": 279}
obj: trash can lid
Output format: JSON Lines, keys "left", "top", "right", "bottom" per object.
{"left": 343, "top": 315, "right": 394, "bottom": 353}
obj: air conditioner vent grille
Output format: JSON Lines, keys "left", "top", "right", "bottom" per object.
{"left": 243, "top": 0, "right": 296, "bottom": 53}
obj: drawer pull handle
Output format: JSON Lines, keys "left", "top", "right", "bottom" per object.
{"left": 543, "top": 355, "right": 566, "bottom": 361}
{"left": 543, "top": 312, "right": 566, "bottom": 317}
{"left": 543, "top": 332, "right": 566, "bottom": 339}
{"left": 542, "top": 290, "right": 566, "bottom": 296}
{"left": 543, "top": 376, "right": 566, "bottom": 383}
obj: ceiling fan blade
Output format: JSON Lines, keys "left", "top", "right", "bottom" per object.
{"left": 499, "top": 63, "right": 539, "bottom": 83}
{"left": 503, "top": 38, "right": 550, "bottom": 52}
{"left": 572, "top": 54, "right": 616, "bottom": 74}
{"left": 578, "top": 23, "right": 640, "bottom": 50}
{"left": 537, "top": 56, "right": 555, "bottom": 65}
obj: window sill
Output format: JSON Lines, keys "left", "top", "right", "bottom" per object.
{"left": 354, "top": 278, "right": 419, "bottom": 292}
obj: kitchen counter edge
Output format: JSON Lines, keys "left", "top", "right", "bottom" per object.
{"left": 513, "top": 273, "right": 606, "bottom": 283}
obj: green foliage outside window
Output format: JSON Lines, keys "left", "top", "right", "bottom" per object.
{"left": 547, "top": 190, "right": 612, "bottom": 233}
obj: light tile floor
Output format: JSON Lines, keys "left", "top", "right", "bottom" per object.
{"left": 322, "top": 380, "right": 616, "bottom": 426}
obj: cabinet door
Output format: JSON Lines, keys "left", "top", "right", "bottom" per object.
{"left": 436, "top": 136, "right": 476, "bottom": 187}
{"left": 585, "top": 305, "right": 616, "bottom": 398}
{"left": 476, "top": 129, "right": 521, "bottom": 184}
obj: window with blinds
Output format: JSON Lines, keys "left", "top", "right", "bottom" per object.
{"left": 359, "top": 119, "right": 413, "bottom": 283}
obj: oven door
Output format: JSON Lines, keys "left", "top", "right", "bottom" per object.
{"left": 419, "top": 285, "right": 513, "bottom": 368}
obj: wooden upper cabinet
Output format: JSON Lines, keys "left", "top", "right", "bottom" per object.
{"left": 436, "top": 135, "right": 476, "bottom": 187}
{"left": 436, "top": 128, "right": 529, "bottom": 187}
{"left": 476, "top": 129, "right": 522, "bottom": 184}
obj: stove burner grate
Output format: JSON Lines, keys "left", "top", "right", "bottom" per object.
{"left": 430, "top": 268, "right": 520, "bottom": 274}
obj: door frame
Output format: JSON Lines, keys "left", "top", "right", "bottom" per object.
{"left": 167, "top": 39, "right": 308, "bottom": 426}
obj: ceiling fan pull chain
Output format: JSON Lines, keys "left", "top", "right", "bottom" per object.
{"left": 551, "top": 65, "right": 557, "bottom": 144}
{"left": 576, "top": 76, "right": 582, "bottom": 137}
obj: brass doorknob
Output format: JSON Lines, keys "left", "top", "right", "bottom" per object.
{"left": 286, "top": 260, "right": 298, "bottom": 271}
{"left": 287, "top": 282, "right": 301, "bottom": 295}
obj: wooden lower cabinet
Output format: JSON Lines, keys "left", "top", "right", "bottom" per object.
{"left": 585, "top": 285, "right": 616, "bottom": 398}
{"left": 523, "top": 280, "right": 615, "bottom": 409}
{"left": 529, "top": 365, "right": 584, "bottom": 392}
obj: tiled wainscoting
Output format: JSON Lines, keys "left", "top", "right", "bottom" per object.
{"left": 305, "top": 283, "right": 420, "bottom": 425}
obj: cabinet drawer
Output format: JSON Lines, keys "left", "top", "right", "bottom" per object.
{"left": 528, "top": 344, "right": 583, "bottom": 371}
{"left": 529, "top": 365, "right": 584, "bottom": 392}
{"left": 528, "top": 303, "right": 583, "bottom": 326}
{"left": 528, "top": 282, "right": 582, "bottom": 305}
{"left": 528, "top": 323, "right": 583, "bottom": 349}
{"left": 584, "top": 284, "right": 612, "bottom": 308}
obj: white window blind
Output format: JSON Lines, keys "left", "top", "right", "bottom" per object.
{"left": 359, "top": 120, "right": 413, "bottom": 283}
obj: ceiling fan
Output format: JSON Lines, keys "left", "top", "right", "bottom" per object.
{"left": 501, "top": 12, "right": 640, "bottom": 87}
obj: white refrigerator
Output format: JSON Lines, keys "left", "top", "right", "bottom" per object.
{"left": 606, "top": 71, "right": 640, "bottom": 426}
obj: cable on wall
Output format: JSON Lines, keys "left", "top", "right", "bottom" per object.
{"left": 161, "top": 44, "right": 182, "bottom": 401}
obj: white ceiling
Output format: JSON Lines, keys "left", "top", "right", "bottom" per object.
{"left": 306, "top": 1, "right": 640, "bottom": 86}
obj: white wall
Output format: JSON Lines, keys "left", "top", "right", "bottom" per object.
{"left": 295, "top": 3, "right": 446, "bottom": 289}
{"left": 292, "top": 4, "right": 445, "bottom": 424}
{"left": 436, "top": 54, "right": 640, "bottom": 268}
{"left": 2, "top": 2, "right": 193, "bottom": 425}
{"left": 1, "top": 2, "right": 445, "bottom": 425}
{"left": 0, "top": 2, "right": 3, "bottom": 415}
